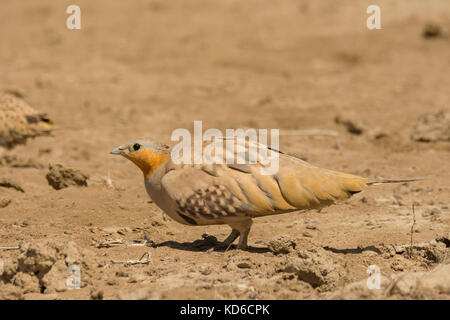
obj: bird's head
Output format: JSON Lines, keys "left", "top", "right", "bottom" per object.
{"left": 110, "top": 140, "right": 170, "bottom": 178}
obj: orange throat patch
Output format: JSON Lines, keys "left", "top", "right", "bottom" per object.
{"left": 124, "top": 149, "right": 169, "bottom": 179}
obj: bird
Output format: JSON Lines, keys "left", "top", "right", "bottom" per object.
{"left": 110, "top": 137, "right": 417, "bottom": 250}
{"left": 0, "top": 92, "right": 54, "bottom": 150}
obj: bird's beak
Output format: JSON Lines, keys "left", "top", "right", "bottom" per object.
{"left": 110, "top": 147, "right": 122, "bottom": 155}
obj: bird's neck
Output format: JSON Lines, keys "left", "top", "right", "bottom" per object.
{"left": 127, "top": 150, "right": 169, "bottom": 179}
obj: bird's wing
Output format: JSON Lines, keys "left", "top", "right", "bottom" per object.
{"left": 160, "top": 137, "right": 367, "bottom": 222}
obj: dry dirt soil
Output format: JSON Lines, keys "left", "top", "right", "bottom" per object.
{"left": 0, "top": 0, "right": 449, "bottom": 300}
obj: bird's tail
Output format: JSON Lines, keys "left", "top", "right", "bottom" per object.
{"left": 366, "top": 178, "right": 423, "bottom": 186}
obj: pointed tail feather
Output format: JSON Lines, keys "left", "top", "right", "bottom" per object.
{"left": 366, "top": 179, "right": 423, "bottom": 186}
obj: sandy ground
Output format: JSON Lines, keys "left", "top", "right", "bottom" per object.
{"left": 0, "top": 0, "right": 449, "bottom": 300}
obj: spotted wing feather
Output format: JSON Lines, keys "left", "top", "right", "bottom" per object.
{"left": 160, "top": 138, "right": 368, "bottom": 224}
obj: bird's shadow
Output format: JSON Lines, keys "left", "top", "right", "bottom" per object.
{"left": 154, "top": 236, "right": 382, "bottom": 255}
{"left": 323, "top": 245, "right": 382, "bottom": 254}
{"left": 156, "top": 239, "right": 270, "bottom": 254}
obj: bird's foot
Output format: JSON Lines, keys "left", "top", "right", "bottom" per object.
{"left": 217, "top": 228, "right": 240, "bottom": 251}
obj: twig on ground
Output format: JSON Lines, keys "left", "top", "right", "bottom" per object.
{"left": 111, "top": 252, "right": 153, "bottom": 267}
{"left": 0, "top": 245, "right": 21, "bottom": 250}
{"left": 407, "top": 203, "right": 417, "bottom": 257}
{"left": 94, "top": 238, "right": 156, "bottom": 248}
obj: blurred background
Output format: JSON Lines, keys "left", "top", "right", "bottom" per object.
{"left": 0, "top": 0, "right": 449, "bottom": 300}
{"left": 1, "top": 0, "right": 449, "bottom": 151}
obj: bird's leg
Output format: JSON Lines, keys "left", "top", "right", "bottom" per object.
{"left": 236, "top": 219, "right": 253, "bottom": 250}
{"left": 227, "top": 219, "right": 253, "bottom": 250}
{"left": 222, "top": 228, "right": 240, "bottom": 250}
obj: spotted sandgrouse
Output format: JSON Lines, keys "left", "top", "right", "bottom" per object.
{"left": 111, "top": 137, "right": 415, "bottom": 249}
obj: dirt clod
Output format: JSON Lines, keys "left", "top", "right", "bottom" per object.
{"left": 0, "top": 240, "right": 91, "bottom": 295}
{"left": 267, "top": 236, "right": 297, "bottom": 255}
{"left": 0, "top": 178, "right": 24, "bottom": 192}
{"left": 331, "top": 264, "right": 450, "bottom": 299}
{"left": 0, "top": 198, "right": 11, "bottom": 208}
{"left": 90, "top": 288, "right": 104, "bottom": 300}
{"left": 334, "top": 115, "right": 365, "bottom": 135}
{"left": 422, "top": 23, "right": 443, "bottom": 39}
{"left": 411, "top": 110, "right": 450, "bottom": 142}
{"left": 46, "top": 164, "right": 89, "bottom": 190}
{"left": 279, "top": 247, "right": 347, "bottom": 291}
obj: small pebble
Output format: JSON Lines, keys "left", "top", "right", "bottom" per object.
{"left": 90, "top": 289, "right": 104, "bottom": 300}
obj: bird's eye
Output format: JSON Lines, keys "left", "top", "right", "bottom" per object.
{"left": 133, "top": 143, "right": 141, "bottom": 151}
